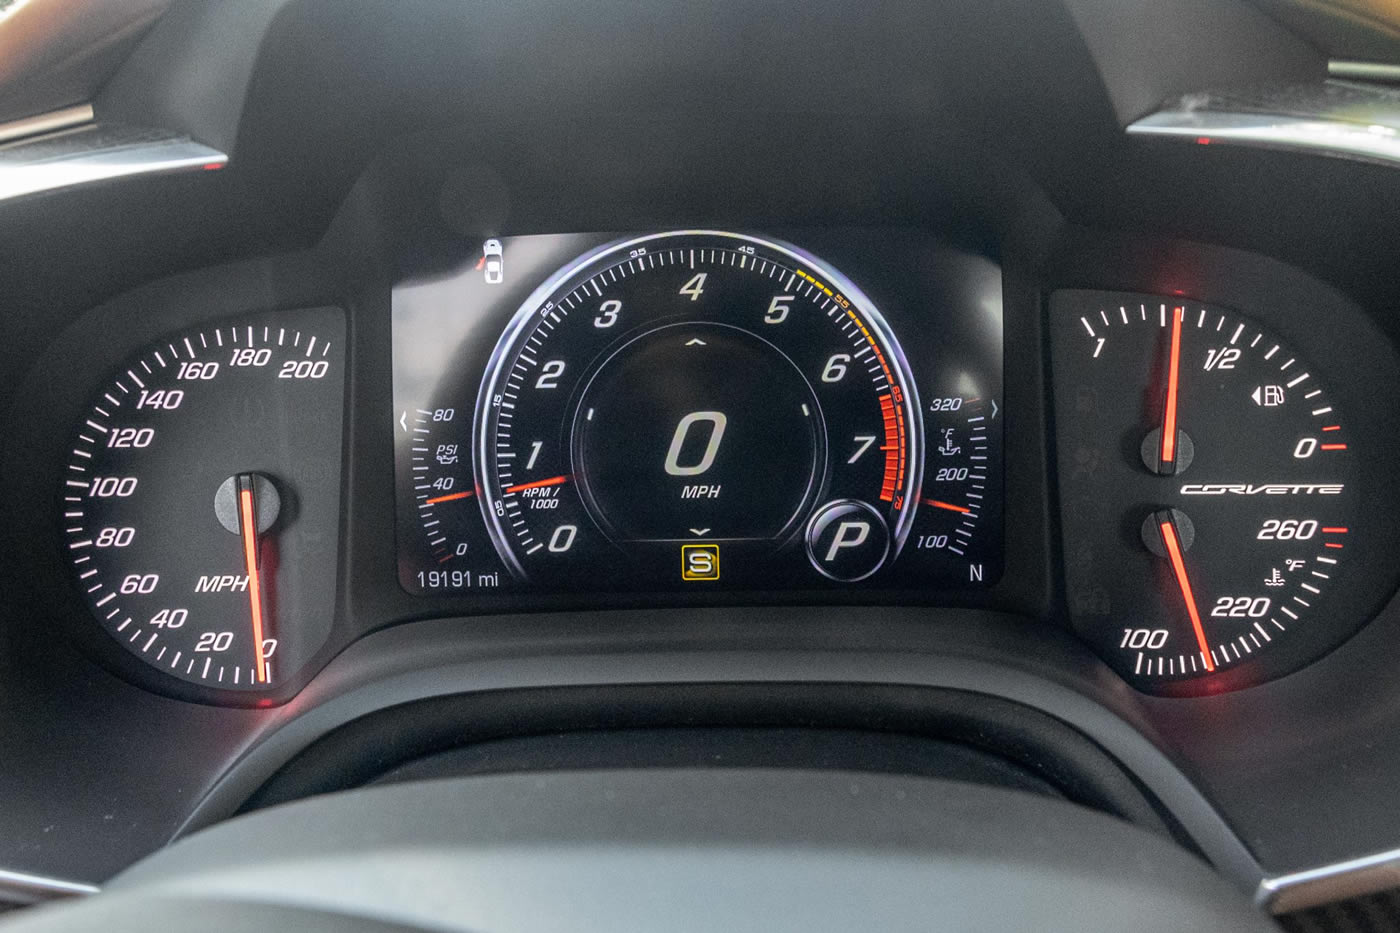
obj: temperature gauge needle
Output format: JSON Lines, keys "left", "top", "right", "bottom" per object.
{"left": 1158, "top": 515, "right": 1214, "bottom": 672}
{"left": 1158, "top": 306, "right": 1184, "bottom": 471}
{"left": 237, "top": 476, "right": 270, "bottom": 684}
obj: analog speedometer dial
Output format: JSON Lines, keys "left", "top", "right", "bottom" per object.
{"left": 473, "top": 231, "right": 923, "bottom": 588}
{"left": 62, "top": 308, "right": 345, "bottom": 697}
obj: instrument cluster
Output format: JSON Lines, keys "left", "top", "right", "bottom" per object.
{"left": 29, "top": 227, "right": 1400, "bottom": 704}
{"left": 392, "top": 231, "right": 1004, "bottom": 596}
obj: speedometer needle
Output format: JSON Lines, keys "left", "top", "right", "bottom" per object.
{"left": 1158, "top": 306, "right": 1184, "bottom": 472}
{"left": 237, "top": 476, "right": 270, "bottom": 684}
{"left": 1158, "top": 515, "right": 1214, "bottom": 672}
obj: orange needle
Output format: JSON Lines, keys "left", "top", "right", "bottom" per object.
{"left": 425, "top": 490, "right": 475, "bottom": 505}
{"left": 505, "top": 474, "right": 570, "bottom": 494}
{"left": 238, "top": 486, "right": 269, "bottom": 684}
{"left": 923, "top": 498, "right": 972, "bottom": 514}
{"left": 1159, "top": 307, "right": 1184, "bottom": 467}
{"left": 1159, "top": 518, "right": 1214, "bottom": 672}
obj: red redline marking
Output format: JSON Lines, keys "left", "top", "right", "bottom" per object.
{"left": 1159, "top": 519, "right": 1214, "bottom": 672}
{"left": 923, "top": 499, "right": 972, "bottom": 514}
{"left": 839, "top": 301, "right": 907, "bottom": 505}
{"left": 505, "top": 474, "right": 570, "bottom": 494}
{"left": 1160, "top": 308, "right": 1184, "bottom": 464}
{"left": 202, "top": 162, "right": 225, "bottom": 171}
{"left": 238, "top": 488, "right": 269, "bottom": 684}
{"left": 1325, "top": 543, "right": 1345, "bottom": 549}
{"left": 878, "top": 393, "right": 899, "bottom": 503}
{"left": 425, "top": 490, "right": 475, "bottom": 505}
{"left": 1320, "top": 444, "right": 1347, "bottom": 451}
{"left": 1322, "top": 425, "right": 1341, "bottom": 432}
{"left": 1321, "top": 527, "right": 1349, "bottom": 534}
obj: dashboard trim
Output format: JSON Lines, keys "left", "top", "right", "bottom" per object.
{"left": 1128, "top": 78, "right": 1400, "bottom": 170}
{"left": 0, "top": 122, "right": 227, "bottom": 202}
{"left": 0, "top": 868, "right": 99, "bottom": 907}
{"left": 1258, "top": 849, "right": 1400, "bottom": 914}
{"left": 1128, "top": 108, "right": 1400, "bottom": 167}
{"left": 0, "top": 104, "right": 94, "bottom": 146}
{"left": 1328, "top": 61, "right": 1400, "bottom": 83}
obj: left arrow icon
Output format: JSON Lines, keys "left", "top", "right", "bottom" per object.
{"left": 400, "top": 412, "right": 409, "bottom": 431}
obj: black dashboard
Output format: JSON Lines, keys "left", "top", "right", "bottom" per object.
{"left": 5, "top": 0, "right": 1400, "bottom": 927}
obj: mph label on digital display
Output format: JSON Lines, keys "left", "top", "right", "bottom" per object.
{"left": 391, "top": 230, "right": 1004, "bottom": 597}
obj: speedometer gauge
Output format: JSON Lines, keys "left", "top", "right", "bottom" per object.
{"left": 62, "top": 308, "right": 345, "bottom": 696}
{"left": 1051, "top": 291, "right": 1367, "bottom": 694}
{"left": 472, "top": 231, "right": 923, "bottom": 588}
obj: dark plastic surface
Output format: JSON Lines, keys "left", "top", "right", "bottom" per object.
{"left": 367, "top": 727, "right": 1067, "bottom": 797}
{"left": 1061, "top": 0, "right": 1322, "bottom": 124}
{"left": 236, "top": 684, "right": 1178, "bottom": 841}
{"left": 1, "top": 771, "right": 1277, "bottom": 933}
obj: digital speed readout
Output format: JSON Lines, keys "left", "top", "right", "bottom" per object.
{"left": 392, "top": 231, "right": 1004, "bottom": 597}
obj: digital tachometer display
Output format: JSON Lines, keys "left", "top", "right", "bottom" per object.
{"left": 392, "top": 231, "right": 1004, "bottom": 596}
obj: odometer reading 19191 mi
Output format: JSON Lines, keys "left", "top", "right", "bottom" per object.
{"left": 1051, "top": 291, "right": 1360, "bottom": 694}
{"left": 472, "top": 231, "right": 924, "bottom": 588}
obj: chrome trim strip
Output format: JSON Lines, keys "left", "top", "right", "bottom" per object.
{"left": 0, "top": 103, "right": 94, "bottom": 145}
{"left": 0, "top": 868, "right": 99, "bottom": 906}
{"left": 1329, "top": 60, "right": 1400, "bottom": 83}
{"left": 0, "top": 124, "right": 227, "bottom": 202}
{"left": 1259, "top": 847, "right": 1400, "bottom": 913}
{"left": 1128, "top": 109, "right": 1400, "bottom": 168}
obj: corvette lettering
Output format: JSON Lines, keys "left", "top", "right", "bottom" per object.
{"left": 1179, "top": 483, "right": 1345, "bottom": 496}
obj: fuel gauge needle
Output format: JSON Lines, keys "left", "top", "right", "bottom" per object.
{"left": 237, "top": 476, "right": 270, "bottom": 684}
{"left": 1158, "top": 515, "right": 1214, "bottom": 672}
{"left": 1158, "top": 306, "right": 1184, "bottom": 472}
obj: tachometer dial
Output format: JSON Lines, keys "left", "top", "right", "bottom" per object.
{"left": 1051, "top": 292, "right": 1362, "bottom": 694}
{"left": 62, "top": 309, "right": 345, "bottom": 694}
{"left": 473, "top": 231, "right": 922, "bottom": 588}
